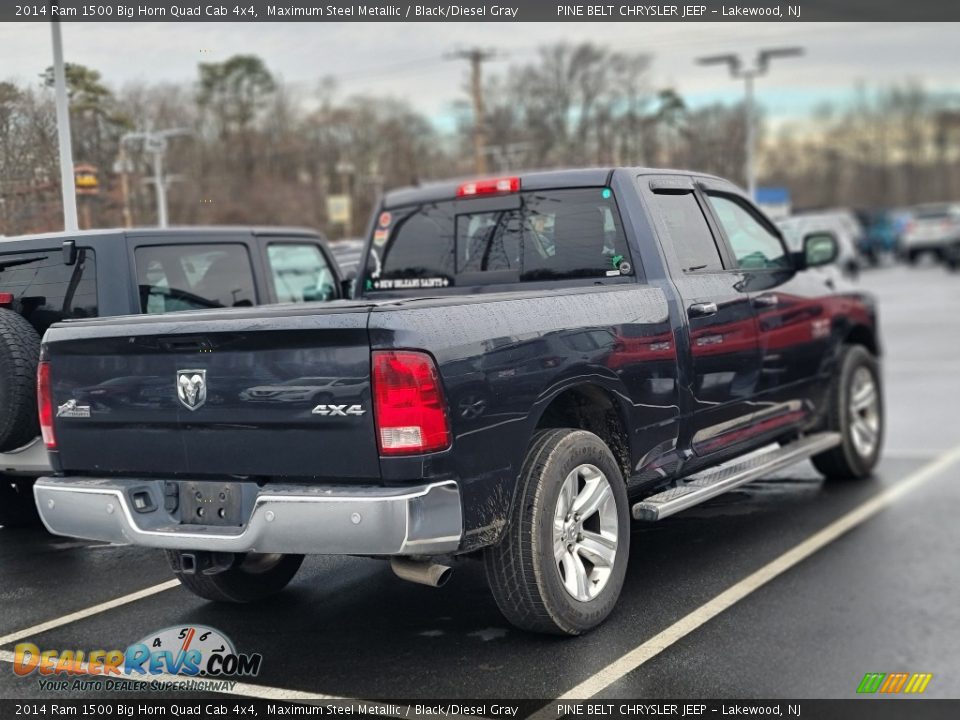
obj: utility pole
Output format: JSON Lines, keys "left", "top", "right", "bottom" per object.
{"left": 50, "top": 17, "right": 78, "bottom": 232}
{"left": 696, "top": 47, "right": 804, "bottom": 200}
{"left": 447, "top": 47, "right": 500, "bottom": 175}
{"left": 122, "top": 127, "right": 191, "bottom": 227}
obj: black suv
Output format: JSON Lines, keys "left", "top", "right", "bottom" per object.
{"left": 0, "top": 227, "right": 341, "bottom": 526}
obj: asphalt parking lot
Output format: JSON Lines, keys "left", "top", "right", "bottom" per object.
{"left": 2, "top": 262, "right": 959, "bottom": 703}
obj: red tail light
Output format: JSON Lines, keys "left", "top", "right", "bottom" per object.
{"left": 456, "top": 176, "right": 520, "bottom": 197}
{"left": 37, "top": 361, "right": 55, "bottom": 450}
{"left": 372, "top": 351, "right": 450, "bottom": 456}
{"left": 0, "top": 292, "right": 13, "bottom": 307}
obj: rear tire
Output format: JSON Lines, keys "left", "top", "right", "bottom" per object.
{"left": 813, "top": 345, "right": 883, "bottom": 480}
{"left": 166, "top": 551, "right": 304, "bottom": 603}
{"left": 484, "top": 429, "right": 630, "bottom": 635}
{"left": 0, "top": 476, "right": 40, "bottom": 528}
{"left": 0, "top": 310, "right": 41, "bottom": 453}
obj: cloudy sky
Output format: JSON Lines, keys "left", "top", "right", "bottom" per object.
{"left": 1, "top": 21, "right": 957, "bottom": 127}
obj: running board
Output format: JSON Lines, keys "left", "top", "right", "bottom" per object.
{"left": 632, "top": 433, "right": 841, "bottom": 521}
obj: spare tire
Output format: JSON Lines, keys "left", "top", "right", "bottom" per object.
{"left": 0, "top": 309, "right": 42, "bottom": 452}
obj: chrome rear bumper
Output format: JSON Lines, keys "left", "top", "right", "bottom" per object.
{"left": 34, "top": 477, "right": 462, "bottom": 555}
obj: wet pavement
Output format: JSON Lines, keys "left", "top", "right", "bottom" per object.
{"left": 2, "top": 262, "right": 959, "bottom": 703}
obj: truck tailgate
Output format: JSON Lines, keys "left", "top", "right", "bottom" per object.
{"left": 44, "top": 304, "right": 379, "bottom": 480}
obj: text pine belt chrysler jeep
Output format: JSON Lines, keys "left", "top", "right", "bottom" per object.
{"left": 35, "top": 169, "right": 883, "bottom": 635}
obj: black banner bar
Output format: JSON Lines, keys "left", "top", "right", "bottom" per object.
{"left": 2, "top": 0, "right": 960, "bottom": 23}
{"left": 2, "top": 700, "right": 960, "bottom": 720}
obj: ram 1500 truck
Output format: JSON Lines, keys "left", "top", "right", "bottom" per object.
{"left": 34, "top": 169, "right": 883, "bottom": 634}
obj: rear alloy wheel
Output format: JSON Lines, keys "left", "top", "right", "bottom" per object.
{"left": 166, "top": 551, "right": 304, "bottom": 603}
{"left": 485, "top": 429, "right": 629, "bottom": 635}
{"left": 813, "top": 344, "right": 883, "bottom": 480}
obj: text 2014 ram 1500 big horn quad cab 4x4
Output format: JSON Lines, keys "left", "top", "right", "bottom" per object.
{"left": 34, "top": 169, "right": 883, "bottom": 635}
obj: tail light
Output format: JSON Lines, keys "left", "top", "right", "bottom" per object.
{"left": 456, "top": 176, "right": 520, "bottom": 197}
{"left": 372, "top": 351, "right": 450, "bottom": 456}
{"left": 37, "top": 361, "right": 55, "bottom": 450}
{"left": 0, "top": 292, "right": 13, "bottom": 307}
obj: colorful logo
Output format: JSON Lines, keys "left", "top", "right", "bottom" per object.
{"left": 856, "top": 672, "right": 933, "bottom": 694}
{"left": 14, "top": 625, "right": 262, "bottom": 679}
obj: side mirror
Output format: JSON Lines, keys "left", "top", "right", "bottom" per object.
{"left": 62, "top": 239, "right": 77, "bottom": 266}
{"left": 801, "top": 232, "right": 839, "bottom": 269}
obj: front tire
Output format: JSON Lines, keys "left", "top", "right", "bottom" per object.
{"left": 166, "top": 551, "right": 304, "bottom": 603}
{"left": 484, "top": 429, "right": 630, "bottom": 635}
{"left": 812, "top": 345, "right": 883, "bottom": 480}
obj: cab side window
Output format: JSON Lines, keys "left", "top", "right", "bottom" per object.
{"left": 135, "top": 244, "right": 256, "bottom": 314}
{"left": 267, "top": 244, "right": 336, "bottom": 303}
{"left": 652, "top": 190, "right": 724, "bottom": 273}
{"left": 706, "top": 194, "right": 789, "bottom": 270}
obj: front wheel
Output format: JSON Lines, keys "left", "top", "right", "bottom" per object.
{"left": 813, "top": 345, "right": 883, "bottom": 480}
{"left": 484, "top": 429, "right": 630, "bottom": 635}
{"left": 166, "top": 551, "right": 304, "bottom": 603}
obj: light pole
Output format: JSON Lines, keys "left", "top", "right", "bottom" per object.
{"left": 50, "top": 17, "right": 78, "bottom": 232}
{"left": 122, "top": 127, "right": 191, "bottom": 227}
{"left": 696, "top": 47, "right": 804, "bottom": 200}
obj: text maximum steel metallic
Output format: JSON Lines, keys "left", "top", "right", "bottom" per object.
{"left": 34, "top": 168, "right": 883, "bottom": 635}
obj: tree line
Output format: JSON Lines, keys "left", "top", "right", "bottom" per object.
{"left": 1, "top": 43, "right": 958, "bottom": 237}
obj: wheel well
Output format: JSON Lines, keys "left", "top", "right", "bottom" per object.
{"left": 535, "top": 384, "right": 631, "bottom": 481}
{"left": 845, "top": 325, "right": 879, "bottom": 356}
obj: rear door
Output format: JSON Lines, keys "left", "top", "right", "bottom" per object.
{"left": 644, "top": 176, "right": 762, "bottom": 459}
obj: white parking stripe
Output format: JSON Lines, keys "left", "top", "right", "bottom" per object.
{"left": 530, "top": 444, "right": 960, "bottom": 712}
{"left": 0, "top": 580, "right": 180, "bottom": 648}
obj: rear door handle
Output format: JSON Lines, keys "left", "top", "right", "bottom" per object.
{"left": 753, "top": 294, "right": 779, "bottom": 308}
{"left": 688, "top": 302, "right": 718, "bottom": 318}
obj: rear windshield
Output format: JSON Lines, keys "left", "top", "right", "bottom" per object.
{"left": 365, "top": 188, "right": 633, "bottom": 292}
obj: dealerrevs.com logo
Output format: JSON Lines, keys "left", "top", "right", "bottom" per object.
{"left": 13, "top": 625, "right": 262, "bottom": 693}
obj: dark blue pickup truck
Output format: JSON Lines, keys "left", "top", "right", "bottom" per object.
{"left": 34, "top": 169, "right": 883, "bottom": 634}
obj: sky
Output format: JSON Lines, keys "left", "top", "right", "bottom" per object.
{"left": 1, "top": 21, "right": 957, "bottom": 129}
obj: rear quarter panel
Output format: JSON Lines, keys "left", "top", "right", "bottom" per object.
{"left": 368, "top": 284, "right": 679, "bottom": 550}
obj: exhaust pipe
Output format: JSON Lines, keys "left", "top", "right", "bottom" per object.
{"left": 390, "top": 558, "right": 453, "bottom": 588}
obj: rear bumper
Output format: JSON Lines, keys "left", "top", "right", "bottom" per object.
{"left": 34, "top": 477, "right": 462, "bottom": 556}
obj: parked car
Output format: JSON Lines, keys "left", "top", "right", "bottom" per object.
{"left": 34, "top": 169, "right": 882, "bottom": 635}
{"left": 777, "top": 211, "right": 862, "bottom": 277}
{"left": 855, "top": 209, "right": 901, "bottom": 264}
{"left": 0, "top": 226, "right": 340, "bottom": 527}
{"left": 899, "top": 202, "right": 960, "bottom": 265}
{"left": 328, "top": 238, "right": 366, "bottom": 279}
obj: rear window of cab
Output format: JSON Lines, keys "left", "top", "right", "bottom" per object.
{"left": 364, "top": 187, "right": 633, "bottom": 291}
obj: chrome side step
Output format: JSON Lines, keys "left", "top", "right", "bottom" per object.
{"left": 631, "top": 432, "right": 841, "bottom": 521}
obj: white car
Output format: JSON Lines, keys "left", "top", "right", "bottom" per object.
{"left": 899, "top": 203, "right": 960, "bottom": 264}
{"left": 777, "top": 212, "right": 861, "bottom": 278}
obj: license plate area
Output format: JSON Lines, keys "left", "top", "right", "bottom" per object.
{"left": 180, "top": 481, "right": 244, "bottom": 527}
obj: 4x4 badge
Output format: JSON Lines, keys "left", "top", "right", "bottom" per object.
{"left": 312, "top": 404, "right": 365, "bottom": 417}
{"left": 176, "top": 369, "right": 207, "bottom": 411}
